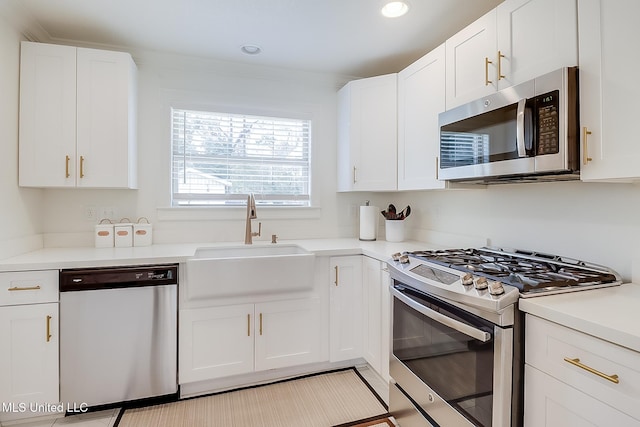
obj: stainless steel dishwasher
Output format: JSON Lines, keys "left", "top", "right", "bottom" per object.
{"left": 59, "top": 264, "right": 178, "bottom": 408}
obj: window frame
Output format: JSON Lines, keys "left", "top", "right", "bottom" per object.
{"left": 170, "top": 106, "right": 313, "bottom": 207}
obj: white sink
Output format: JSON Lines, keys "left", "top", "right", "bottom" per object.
{"left": 185, "top": 244, "right": 315, "bottom": 300}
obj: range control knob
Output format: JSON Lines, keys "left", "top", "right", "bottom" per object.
{"left": 489, "top": 281, "right": 505, "bottom": 296}
{"left": 462, "top": 273, "right": 474, "bottom": 286}
{"left": 399, "top": 255, "right": 410, "bottom": 264}
{"left": 474, "top": 276, "right": 488, "bottom": 290}
{"left": 392, "top": 252, "right": 402, "bottom": 261}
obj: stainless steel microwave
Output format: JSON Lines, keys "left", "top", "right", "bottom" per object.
{"left": 438, "top": 67, "right": 579, "bottom": 183}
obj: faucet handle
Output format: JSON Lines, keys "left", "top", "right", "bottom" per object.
{"left": 252, "top": 222, "right": 262, "bottom": 237}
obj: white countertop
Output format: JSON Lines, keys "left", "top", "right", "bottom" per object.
{"left": 0, "top": 238, "right": 436, "bottom": 271}
{"left": 519, "top": 283, "right": 640, "bottom": 353}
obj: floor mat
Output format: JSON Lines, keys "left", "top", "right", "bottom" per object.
{"left": 116, "top": 369, "right": 387, "bottom": 427}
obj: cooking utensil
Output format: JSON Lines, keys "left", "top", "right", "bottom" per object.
{"left": 396, "top": 205, "right": 411, "bottom": 220}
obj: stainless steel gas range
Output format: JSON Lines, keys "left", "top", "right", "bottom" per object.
{"left": 387, "top": 247, "right": 622, "bottom": 427}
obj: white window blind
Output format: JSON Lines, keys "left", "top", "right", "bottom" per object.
{"left": 171, "top": 108, "right": 311, "bottom": 206}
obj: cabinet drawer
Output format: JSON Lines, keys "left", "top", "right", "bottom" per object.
{"left": 526, "top": 314, "right": 640, "bottom": 420}
{"left": 0, "top": 270, "right": 58, "bottom": 306}
{"left": 525, "top": 365, "right": 640, "bottom": 427}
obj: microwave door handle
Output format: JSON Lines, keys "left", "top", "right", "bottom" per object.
{"left": 516, "top": 98, "right": 527, "bottom": 157}
{"left": 391, "top": 287, "right": 492, "bottom": 343}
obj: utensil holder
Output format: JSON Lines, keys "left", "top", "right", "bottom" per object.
{"left": 385, "top": 220, "right": 405, "bottom": 242}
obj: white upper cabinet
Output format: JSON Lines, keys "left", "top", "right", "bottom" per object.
{"left": 579, "top": 0, "right": 640, "bottom": 181}
{"left": 446, "top": 8, "right": 498, "bottom": 109}
{"left": 337, "top": 73, "right": 397, "bottom": 192}
{"left": 446, "top": 0, "right": 578, "bottom": 109}
{"left": 397, "top": 44, "right": 446, "bottom": 190}
{"left": 496, "top": 0, "right": 578, "bottom": 90}
{"left": 19, "top": 42, "right": 137, "bottom": 189}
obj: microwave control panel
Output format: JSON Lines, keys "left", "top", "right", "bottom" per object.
{"left": 536, "top": 90, "right": 560, "bottom": 155}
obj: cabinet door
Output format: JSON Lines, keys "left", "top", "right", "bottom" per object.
{"left": 179, "top": 304, "right": 254, "bottom": 383}
{"left": 397, "top": 44, "right": 446, "bottom": 190}
{"left": 337, "top": 74, "right": 397, "bottom": 191}
{"left": 329, "top": 256, "right": 363, "bottom": 362}
{"left": 445, "top": 9, "right": 497, "bottom": 109}
{"left": 579, "top": 0, "right": 640, "bottom": 181}
{"left": 19, "top": 42, "right": 77, "bottom": 188}
{"left": 77, "top": 48, "right": 137, "bottom": 188}
{"left": 0, "top": 303, "right": 58, "bottom": 422}
{"left": 524, "top": 365, "right": 640, "bottom": 426}
{"left": 362, "top": 257, "right": 382, "bottom": 374}
{"left": 254, "top": 298, "right": 322, "bottom": 371}
{"left": 497, "top": 0, "right": 577, "bottom": 90}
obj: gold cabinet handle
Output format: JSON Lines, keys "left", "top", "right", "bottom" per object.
{"left": 65, "top": 155, "right": 71, "bottom": 178}
{"left": 497, "top": 51, "right": 505, "bottom": 80}
{"left": 259, "top": 313, "right": 263, "bottom": 336}
{"left": 583, "top": 127, "right": 593, "bottom": 165}
{"left": 8, "top": 285, "right": 41, "bottom": 291}
{"left": 564, "top": 357, "right": 619, "bottom": 384}
{"left": 485, "top": 57, "right": 493, "bottom": 85}
{"left": 80, "top": 156, "right": 85, "bottom": 178}
{"left": 46, "top": 315, "right": 52, "bottom": 342}
{"left": 247, "top": 314, "right": 251, "bottom": 337}
{"left": 334, "top": 266, "right": 339, "bottom": 286}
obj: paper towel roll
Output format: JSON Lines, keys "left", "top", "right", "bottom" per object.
{"left": 359, "top": 205, "right": 378, "bottom": 241}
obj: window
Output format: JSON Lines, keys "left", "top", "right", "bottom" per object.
{"left": 171, "top": 108, "right": 311, "bottom": 206}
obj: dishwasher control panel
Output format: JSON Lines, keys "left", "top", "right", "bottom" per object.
{"left": 60, "top": 264, "right": 178, "bottom": 291}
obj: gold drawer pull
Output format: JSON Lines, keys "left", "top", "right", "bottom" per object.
{"left": 46, "top": 315, "right": 52, "bottom": 342}
{"left": 564, "top": 357, "right": 619, "bottom": 384}
{"left": 485, "top": 57, "right": 493, "bottom": 85}
{"left": 8, "top": 285, "right": 41, "bottom": 291}
{"left": 334, "top": 266, "right": 339, "bottom": 286}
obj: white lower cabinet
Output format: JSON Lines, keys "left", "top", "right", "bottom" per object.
{"left": 329, "top": 256, "right": 363, "bottom": 362}
{"left": 179, "top": 298, "right": 321, "bottom": 384}
{"left": 525, "top": 365, "right": 639, "bottom": 426}
{"left": 362, "top": 257, "right": 391, "bottom": 382}
{"left": 0, "top": 271, "right": 59, "bottom": 423}
{"left": 524, "top": 314, "right": 640, "bottom": 426}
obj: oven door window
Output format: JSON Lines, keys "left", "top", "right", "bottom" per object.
{"left": 393, "top": 286, "right": 495, "bottom": 426}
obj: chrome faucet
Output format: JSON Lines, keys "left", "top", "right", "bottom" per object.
{"left": 244, "top": 193, "right": 261, "bottom": 244}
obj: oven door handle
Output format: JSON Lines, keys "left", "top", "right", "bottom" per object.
{"left": 391, "top": 287, "right": 492, "bottom": 343}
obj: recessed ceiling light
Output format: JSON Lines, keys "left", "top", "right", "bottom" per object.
{"left": 381, "top": 1, "right": 409, "bottom": 18}
{"left": 241, "top": 44, "right": 262, "bottom": 55}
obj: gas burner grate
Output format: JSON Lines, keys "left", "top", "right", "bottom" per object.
{"left": 407, "top": 248, "right": 620, "bottom": 294}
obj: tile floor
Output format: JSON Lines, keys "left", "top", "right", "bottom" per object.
{"left": 5, "top": 367, "right": 390, "bottom": 427}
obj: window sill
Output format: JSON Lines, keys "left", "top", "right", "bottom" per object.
{"left": 156, "top": 206, "right": 321, "bottom": 221}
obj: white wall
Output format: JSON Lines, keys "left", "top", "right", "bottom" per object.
{"left": 366, "top": 181, "right": 640, "bottom": 282}
{"left": 0, "top": 8, "right": 44, "bottom": 258}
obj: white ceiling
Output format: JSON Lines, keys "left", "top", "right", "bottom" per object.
{"left": 10, "top": 0, "right": 504, "bottom": 77}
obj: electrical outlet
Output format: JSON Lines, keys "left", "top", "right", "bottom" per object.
{"left": 98, "top": 206, "right": 118, "bottom": 221}
{"left": 84, "top": 205, "right": 97, "bottom": 221}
